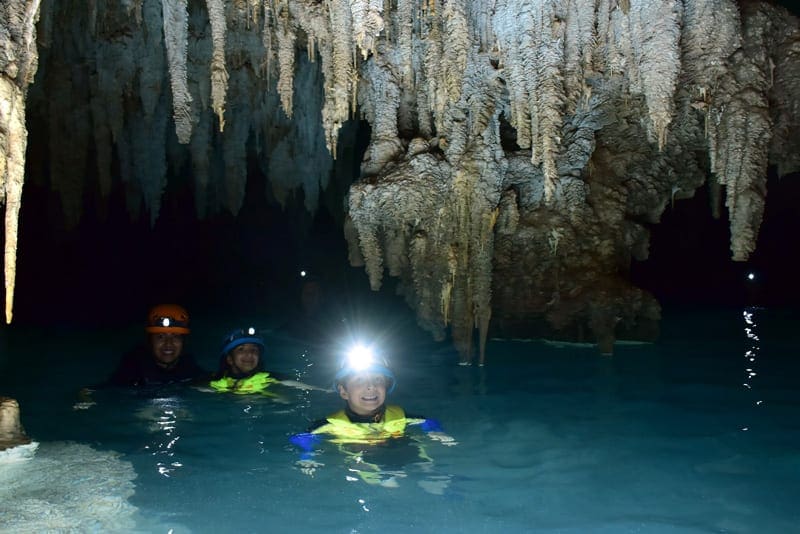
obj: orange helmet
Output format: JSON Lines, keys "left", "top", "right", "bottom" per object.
{"left": 145, "top": 304, "right": 190, "bottom": 334}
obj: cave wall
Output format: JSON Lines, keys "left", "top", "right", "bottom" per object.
{"left": 1, "top": 0, "right": 799, "bottom": 363}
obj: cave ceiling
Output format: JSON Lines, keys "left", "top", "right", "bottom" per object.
{"left": 1, "top": 0, "right": 798, "bottom": 362}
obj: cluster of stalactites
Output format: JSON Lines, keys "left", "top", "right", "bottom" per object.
{"left": 32, "top": 0, "right": 798, "bottom": 255}
{"left": 355, "top": 0, "right": 797, "bottom": 250}
{"left": 5, "top": 0, "right": 800, "bottom": 331}
{"left": 342, "top": 0, "right": 798, "bottom": 360}
{"left": 31, "top": 0, "right": 336, "bottom": 224}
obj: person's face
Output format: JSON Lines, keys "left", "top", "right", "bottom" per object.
{"left": 226, "top": 343, "right": 261, "bottom": 375}
{"left": 338, "top": 372, "right": 387, "bottom": 416}
{"left": 150, "top": 333, "right": 184, "bottom": 368}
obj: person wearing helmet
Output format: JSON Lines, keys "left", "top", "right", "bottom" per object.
{"left": 207, "top": 327, "right": 324, "bottom": 394}
{"left": 290, "top": 344, "right": 456, "bottom": 486}
{"left": 106, "top": 304, "right": 208, "bottom": 387}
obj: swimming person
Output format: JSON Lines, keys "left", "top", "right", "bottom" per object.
{"left": 206, "top": 327, "right": 325, "bottom": 395}
{"left": 290, "top": 343, "right": 455, "bottom": 486}
{"left": 106, "top": 304, "right": 208, "bottom": 387}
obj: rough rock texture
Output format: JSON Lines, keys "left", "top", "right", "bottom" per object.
{"left": 345, "top": 0, "right": 800, "bottom": 362}
{"left": 0, "top": 0, "right": 41, "bottom": 324}
{"left": 0, "top": 396, "right": 31, "bottom": 450}
{"left": 1, "top": 1, "right": 799, "bottom": 361}
{"left": 0, "top": 441, "right": 138, "bottom": 530}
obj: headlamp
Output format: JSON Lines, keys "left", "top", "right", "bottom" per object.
{"left": 334, "top": 342, "right": 396, "bottom": 393}
{"left": 346, "top": 344, "right": 376, "bottom": 370}
{"left": 145, "top": 304, "right": 190, "bottom": 334}
{"left": 147, "top": 315, "right": 189, "bottom": 331}
{"left": 221, "top": 327, "right": 265, "bottom": 356}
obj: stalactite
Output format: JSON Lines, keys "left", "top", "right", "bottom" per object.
{"left": 628, "top": 0, "right": 682, "bottom": 150}
{"left": 1, "top": 84, "right": 26, "bottom": 325}
{"left": 359, "top": 54, "right": 403, "bottom": 176}
{"left": 421, "top": 2, "right": 445, "bottom": 136}
{"left": 323, "top": 0, "right": 356, "bottom": 156}
{"left": 441, "top": 1, "right": 468, "bottom": 116}
{"left": 494, "top": 2, "right": 532, "bottom": 150}
{"left": 267, "top": 53, "right": 333, "bottom": 212}
{"left": 563, "top": 0, "right": 596, "bottom": 115}
{"left": 275, "top": 8, "right": 296, "bottom": 118}
{"left": 532, "top": 0, "right": 567, "bottom": 201}
{"left": 396, "top": 0, "right": 414, "bottom": 93}
{"left": 710, "top": 4, "right": 773, "bottom": 261}
{"left": 768, "top": 17, "right": 800, "bottom": 177}
{"left": 162, "top": 0, "right": 193, "bottom": 144}
{"left": 1, "top": 0, "right": 42, "bottom": 323}
{"left": 350, "top": 0, "right": 384, "bottom": 60}
{"left": 206, "top": 0, "right": 229, "bottom": 131}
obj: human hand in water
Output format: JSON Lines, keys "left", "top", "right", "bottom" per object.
{"left": 280, "top": 380, "right": 330, "bottom": 392}
{"left": 296, "top": 458, "right": 325, "bottom": 476}
{"left": 427, "top": 431, "right": 458, "bottom": 446}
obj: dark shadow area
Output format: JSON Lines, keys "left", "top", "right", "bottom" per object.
{"left": 631, "top": 169, "right": 800, "bottom": 309}
{"left": 2, "top": 111, "right": 422, "bottom": 344}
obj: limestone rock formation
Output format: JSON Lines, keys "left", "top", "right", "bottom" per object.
{"left": 0, "top": 0, "right": 41, "bottom": 324}
{"left": 1, "top": 1, "right": 798, "bottom": 362}
{"left": 0, "top": 396, "right": 31, "bottom": 451}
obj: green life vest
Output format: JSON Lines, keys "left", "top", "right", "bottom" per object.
{"left": 311, "top": 405, "right": 424, "bottom": 445}
{"left": 209, "top": 372, "right": 279, "bottom": 394}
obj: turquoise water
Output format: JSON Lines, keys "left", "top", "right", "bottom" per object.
{"left": 1, "top": 305, "right": 798, "bottom": 533}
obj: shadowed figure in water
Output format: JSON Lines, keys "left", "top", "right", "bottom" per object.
{"left": 75, "top": 304, "right": 209, "bottom": 409}
{"left": 106, "top": 304, "right": 208, "bottom": 387}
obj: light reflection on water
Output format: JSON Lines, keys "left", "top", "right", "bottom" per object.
{"left": 1, "top": 307, "right": 799, "bottom": 532}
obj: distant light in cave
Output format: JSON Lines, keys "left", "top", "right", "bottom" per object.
{"left": 747, "top": 272, "right": 756, "bottom": 281}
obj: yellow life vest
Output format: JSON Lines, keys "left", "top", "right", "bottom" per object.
{"left": 311, "top": 405, "right": 423, "bottom": 445}
{"left": 209, "top": 372, "right": 279, "bottom": 394}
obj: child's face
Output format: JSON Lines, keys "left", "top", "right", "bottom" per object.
{"left": 226, "top": 343, "right": 261, "bottom": 375}
{"left": 338, "top": 372, "right": 387, "bottom": 416}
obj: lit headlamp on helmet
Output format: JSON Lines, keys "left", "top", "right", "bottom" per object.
{"left": 221, "top": 327, "right": 265, "bottom": 356}
{"left": 145, "top": 304, "right": 190, "bottom": 334}
{"left": 333, "top": 343, "right": 396, "bottom": 393}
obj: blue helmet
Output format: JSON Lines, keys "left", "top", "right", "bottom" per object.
{"left": 333, "top": 345, "right": 396, "bottom": 394}
{"left": 221, "top": 327, "right": 265, "bottom": 356}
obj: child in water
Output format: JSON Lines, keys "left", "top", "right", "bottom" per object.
{"left": 207, "top": 327, "right": 323, "bottom": 395}
{"left": 291, "top": 344, "right": 455, "bottom": 487}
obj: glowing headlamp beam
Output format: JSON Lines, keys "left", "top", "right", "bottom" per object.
{"left": 346, "top": 344, "right": 375, "bottom": 370}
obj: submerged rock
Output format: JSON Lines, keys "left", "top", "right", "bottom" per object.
{"left": 0, "top": 396, "right": 140, "bottom": 531}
